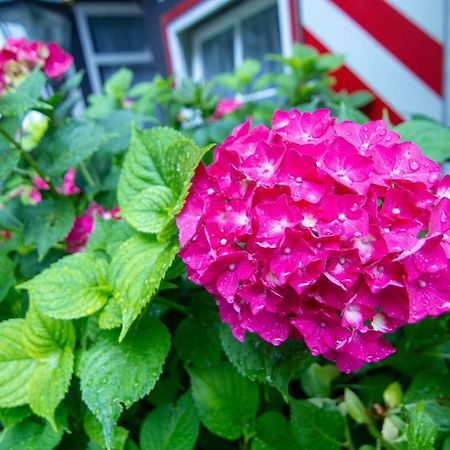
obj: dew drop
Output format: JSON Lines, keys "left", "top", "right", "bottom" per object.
{"left": 338, "top": 213, "right": 346, "bottom": 222}
{"left": 229, "top": 264, "right": 236, "bottom": 270}
{"left": 409, "top": 160, "right": 419, "bottom": 171}
{"left": 284, "top": 247, "right": 291, "bottom": 254}
{"left": 441, "top": 212, "right": 447, "bottom": 223}
{"left": 220, "top": 238, "right": 227, "bottom": 245}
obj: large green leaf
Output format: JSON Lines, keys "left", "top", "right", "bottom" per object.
{"left": 23, "top": 197, "right": 75, "bottom": 260}
{"left": 0, "top": 309, "right": 74, "bottom": 424}
{"left": 111, "top": 234, "right": 179, "bottom": 339}
{"left": 80, "top": 317, "right": 170, "bottom": 448}
{"left": 0, "top": 253, "right": 15, "bottom": 303}
{"left": 140, "top": 392, "right": 199, "bottom": 450}
{"left": 252, "top": 411, "right": 300, "bottom": 450}
{"left": 0, "top": 320, "right": 36, "bottom": 408}
{"left": 189, "top": 362, "right": 259, "bottom": 440}
{"left": 24, "top": 306, "right": 75, "bottom": 426}
{"left": 395, "top": 119, "right": 450, "bottom": 163}
{"left": 220, "top": 327, "right": 312, "bottom": 400}
{"left": 0, "top": 70, "right": 51, "bottom": 117}
{"left": 290, "top": 399, "right": 346, "bottom": 450}
{"left": 0, "top": 417, "right": 64, "bottom": 450}
{"left": 405, "top": 402, "right": 438, "bottom": 450}
{"left": 19, "top": 253, "right": 110, "bottom": 319}
{"left": 118, "top": 126, "right": 209, "bottom": 235}
{"left": 36, "top": 121, "right": 111, "bottom": 176}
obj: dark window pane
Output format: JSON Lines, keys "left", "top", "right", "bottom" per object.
{"left": 201, "top": 28, "right": 234, "bottom": 81}
{"left": 242, "top": 5, "right": 281, "bottom": 74}
{"left": 99, "top": 64, "right": 154, "bottom": 85}
{"left": 88, "top": 16, "right": 149, "bottom": 53}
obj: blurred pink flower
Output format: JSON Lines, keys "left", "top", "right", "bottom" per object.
{"left": 213, "top": 98, "right": 243, "bottom": 120}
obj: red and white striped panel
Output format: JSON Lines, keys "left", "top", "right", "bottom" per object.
{"left": 299, "top": 0, "right": 445, "bottom": 124}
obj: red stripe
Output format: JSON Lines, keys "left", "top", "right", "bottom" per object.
{"left": 160, "top": 0, "right": 201, "bottom": 73}
{"left": 332, "top": 0, "right": 443, "bottom": 96}
{"left": 289, "top": 0, "right": 301, "bottom": 42}
{"left": 304, "top": 29, "right": 403, "bottom": 125}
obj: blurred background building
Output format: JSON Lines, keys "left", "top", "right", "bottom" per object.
{"left": 0, "top": 0, "right": 447, "bottom": 124}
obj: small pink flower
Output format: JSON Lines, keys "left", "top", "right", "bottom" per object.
{"left": 43, "top": 42, "right": 73, "bottom": 78}
{"left": 177, "top": 108, "right": 450, "bottom": 373}
{"left": 213, "top": 98, "right": 242, "bottom": 120}
{"left": 65, "top": 202, "right": 120, "bottom": 253}
{"left": 33, "top": 176, "right": 49, "bottom": 190}
{"left": 29, "top": 186, "right": 42, "bottom": 205}
{"left": 60, "top": 168, "right": 80, "bottom": 196}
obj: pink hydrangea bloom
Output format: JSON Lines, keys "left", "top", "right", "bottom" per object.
{"left": 213, "top": 98, "right": 243, "bottom": 120}
{"left": 30, "top": 168, "right": 79, "bottom": 203}
{"left": 177, "top": 108, "right": 450, "bottom": 373}
{"left": 0, "top": 38, "right": 72, "bottom": 95}
{"left": 65, "top": 203, "right": 120, "bottom": 253}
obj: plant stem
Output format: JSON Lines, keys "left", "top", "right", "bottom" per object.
{"left": 367, "top": 422, "right": 398, "bottom": 450}
{"left": 344, "top": 416, "right": 356, "bottom": 450}
{"left": 79, "top": 162, "right": 97, "bottom": 189}
{"left": 0, "top": 125, "right": 58, "bottom": 195}
{"left": 154, "top": 296, "right": 190, "bottom": 315}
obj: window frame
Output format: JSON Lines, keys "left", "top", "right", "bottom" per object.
{"left": 191, "top": 0, "right": 281, "bottom": 83}
{"left": 74, "top": 2, "right": 153, "bottom": 93}
{"left": 165, "top": 0, "right": 294, "bottom": 86}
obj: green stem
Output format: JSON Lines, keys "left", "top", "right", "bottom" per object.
{"left": 79, "top": 162, "right": 97, "bottom": 189}
{"left": 367, "top": 422, "right": 398, "bottom": 450}
{"left": 344, "top": 416, "right": 356, "bottom": 450}
{"left": 154, "top": 297, "right": 190, "bottom": 315}
{"left": 0, "top": 125, "right": 58, "bottom": 195}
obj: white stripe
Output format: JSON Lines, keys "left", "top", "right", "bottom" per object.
{"left": 386, "top": 0, "right": 444, "bottom": 43}
{"left": 301, "top": 0, "right": 443, "bottom": 121}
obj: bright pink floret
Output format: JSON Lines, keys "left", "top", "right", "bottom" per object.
{"left": 213, "top": 98, "right": 243, "bottom": 120}
{"left": 0, "top": 37, "right": 72, "bottom": 95}
{"left": 65, "top": 202, "right": 120, "bottom": 253}
{"left": 177, "top": 108, "right": 450, "bottom": 373}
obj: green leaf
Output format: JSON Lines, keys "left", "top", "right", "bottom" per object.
{"left": 23, "top": 197, "right": 75, "bottom": 260}
{"left": 404, "top": 370, "right": 450, "bottom": 403}
{"left": 98, "top": 298, "right": 122, "bottom": 330}
{"left": 104, "top": 68, "right": 133, "bottom": 100}
{"left": 395, "top": 119, "right": 450, "bottom": 163}
{"left": 189, "top": 362, "right": 259, "bottom": 440}
{"left": 236, "top": 59, "right": 261, "bottom": 84}
{"left": 0, "top": 309, "right": 74, "bottom": 423}
{"left": 301, "top": 363, "right": 338, "bottom": 398}
{"left": 0, "top": 70, "right": 52, "bottom": 117}
{"left": 20, "top": 253, "right": 110, "bottom": 319}
{"left": 252, "top": 411, "right": 300, "bottom": 450}
{"left": 383, "top": 382, "right": 403, "bottom": 409}
{"left": 174, "top": 301, "right": 222, "bottom": 368}
{"left": 344, "top": 388, "right": 370, "bottom": 425}
{"left": 118, "top": 126, "right": 208, "bottom": 235}
{"left": 36, "top": 121, "right": 111, "bottom": 176}
{"left": 23, "top": 306, "right": 75, "bottom": 426}
{"left": 220, "top": 326, "right": 312, "bottom": 399}
{"left": 0, "top": 406, "right": 32, "bottom": 427}
{"left": 290, "top": 399, "right": 346, "bottom": 450}
{"left": 84, "top": 410, "right": 129, "bottom": 450}
{"left": 86, "top": 218, "right": 134, "bottom": 258}
{"left": 80, "top": 317, "right": 170, "bottom": 448}
{"left": 0, "top": 319, "right": 36, "bottom": 408}
{"left": 0, "top": 253, "right": 15, "bottom": 303}
{"left": 405, "top": 402, "right": 438, "bottom": 450}
{"left": 0, "top": 417, "right": 64, "bottom": 450}
{"left": 111, "top": 234, "right": 179, "bottom": 339}
{"left": 140, "top": 392, "right": 199, "bottom": 450}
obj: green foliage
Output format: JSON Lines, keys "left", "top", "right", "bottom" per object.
{"left": 118, "top": 126, "right": 209, "bottom": 235}
{"left": 189, "top": 362, "right": 260, "bottom": 440}
{"left": 80, "top": 317, "right": 170, "bottom": 447}
{"left": 290, "top": 399, "right": 346, "bottom": 449}
{"left": 139, "top": 392, "right": 199, "bottom": 450}
{"left": 20, "top": 252, "right": 110, "bottom": 319}
{"left": 0, "top": 40, "right": 449, "bottom": 450}
{"left": 395, "top": 118, "right": 450, "bottom": 163}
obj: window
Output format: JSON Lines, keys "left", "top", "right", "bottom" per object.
{"left": 75, "top": 3, "right": 154, "bottom": 93}
{"left": 192, "top": 0, "right": 282, "bottom": 83}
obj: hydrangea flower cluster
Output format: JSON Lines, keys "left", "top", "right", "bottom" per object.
{"left": 0, "top": 37, "right": 73, "bottom": 95}
{"left": 177, "top": 108, "right": 450, "bottom": 373}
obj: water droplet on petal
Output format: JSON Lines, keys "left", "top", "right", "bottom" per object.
{"left": 409, "top": 160, "right": 419, "bottom": 171}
